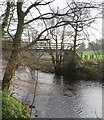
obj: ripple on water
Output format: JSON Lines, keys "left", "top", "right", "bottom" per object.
{"left": 8, "top": 69, "right": 102, "bottom": 118}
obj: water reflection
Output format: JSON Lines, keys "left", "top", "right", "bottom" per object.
{"left": 34, "top": 72, "right": 102, "bottom": 118}
{"left": 54, "top": 76, "right": 102, "bottom": 117}
{"left": 53, "top": 76, "right": 63, "bottom": 86}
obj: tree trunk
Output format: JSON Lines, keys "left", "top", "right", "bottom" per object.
{"left": 54, "top": 60, "right": 62, "bottom": 76}
{"left": 2, "top": 46, "right": 19, "bottom": 91}
{"left": 73, "top": 24, "right": 78, "bottom": 55}
{"left": 2, "top": 2, "right": 24, "bottom": 92}
{"left": 2, "top": 1, "right": 12, "bottom": 36}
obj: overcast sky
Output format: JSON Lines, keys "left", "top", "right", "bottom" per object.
{"left": 49, "top": 0, "right": 102, "bottom": 41}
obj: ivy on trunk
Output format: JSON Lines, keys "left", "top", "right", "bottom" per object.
{"left": 2, "top": 2, "right": 25, "bottom": 92}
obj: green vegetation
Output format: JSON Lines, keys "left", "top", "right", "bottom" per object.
{"left": 80, "top": 50, "right": 103, "bottom": 61}
{"left": 39, "top": 51, "right": 103, "bottom": 80}
{"left": 79, "top": 66, "right": 102, "bottom": 80}
{"left": 40, "top": 50, "right": 103, "bottom": 62}
{"left": 2, "top": 91, "right": 31, "bottom": 119}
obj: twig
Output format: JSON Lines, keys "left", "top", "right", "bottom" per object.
{"left": 29, "top": 68, "right": 38, "bottom": 117}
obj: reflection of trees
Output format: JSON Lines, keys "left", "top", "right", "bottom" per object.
{"left": 53, "top": 75, "right": 80, "bottom": 96}
{"left": 54, "top": 76, "right": 63, "bottom": 86}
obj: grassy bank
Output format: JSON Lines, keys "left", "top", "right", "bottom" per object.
{"left": 39, "top": 55, "right": 103, "bottom": 81}
{"left": 79, "top": 61, "right": 102, "bottom": 80}
{"left": 80, "top": 50, "right": 103, "bottom": 61}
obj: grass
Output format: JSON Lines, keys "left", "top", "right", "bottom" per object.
{"left": 38, "top": 50, "right": 103, "bottom": 80}
{"left": 79, "top": 66, "right": 102, "bottom": 80}
{"left": 40, "top": 50, "right": 104, "bottom": 61}
{"left": 79, "top": 50, "right": 103, "bottom": 61}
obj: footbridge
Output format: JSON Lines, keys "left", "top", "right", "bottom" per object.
{"left": 2, "top": 41, "right": 72, "bottom": 52}
{"left": 2, "top": 40, "right": 81, "bottom": 60}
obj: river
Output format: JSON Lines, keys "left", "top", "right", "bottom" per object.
{"left": 8, "top": 66, "right": 103, "bottom": 119}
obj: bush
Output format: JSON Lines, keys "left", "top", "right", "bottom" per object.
{"left": 39, "top": 60, "right": 54, "bottom": 73}
{"left": 80, "top": 66, "right": 101, "bottom": 80}
{"left": 2, "top": 91, "right": 31, "bottom": 120}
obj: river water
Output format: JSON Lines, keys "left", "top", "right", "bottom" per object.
{"left": 0, "top": 58, "right": 102, "bottom": 119}
{"left": 8, "top": 66, "right": 103, "bottom": 119}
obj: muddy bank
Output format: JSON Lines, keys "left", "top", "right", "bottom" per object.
{"left": 38, "top": 60, "right": 54, "bottom": 73}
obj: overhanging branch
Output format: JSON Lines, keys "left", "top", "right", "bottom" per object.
{"left": 24, "top": 0, "right": 54, "bottom": 16}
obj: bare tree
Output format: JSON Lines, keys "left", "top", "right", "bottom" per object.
{"left": 2, "top": 0, "right": 58, "bottom": 92}
{"left": 47, "top": 22, "right": 67, "bottom": 75}
{"left": 66, "top": 1, "right": 101, "bottom": 53}
{"left": 1, "top": 0, "right": 73, "bottom": 91}
{"left": 1, "top": 0, "right": 101, "bottom": 91}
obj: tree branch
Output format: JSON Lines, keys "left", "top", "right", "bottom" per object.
{"left": 23, "top": 21, "right": 70, "bottom": 49}
{"left": 24, "top": 0, "right": 54, "bottom": 16}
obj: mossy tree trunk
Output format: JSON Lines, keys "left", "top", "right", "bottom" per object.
{"left": 2, "top": 2, "right": 25, "bottom": 92}
{"left": 2, "top": 1, "right": 12, "bottom": 36}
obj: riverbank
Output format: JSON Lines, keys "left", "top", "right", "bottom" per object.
{"left": 39, "top": 58, "right": 103, "bottom": 81}
{"left": 8, "top": 71, "right": 103, "bottom": 118}
{"left": 38, "top": 59, "right": 54, "bottom": 73}
{"left": 1, "top": 61, "right": 102, "bottom": 118}
{"left": 1, "top": 63, "right": 33, "bottom": 119}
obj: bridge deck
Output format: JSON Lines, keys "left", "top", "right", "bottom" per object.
{"left": 2, "top": 41, "right": 71, "bottom": 52}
